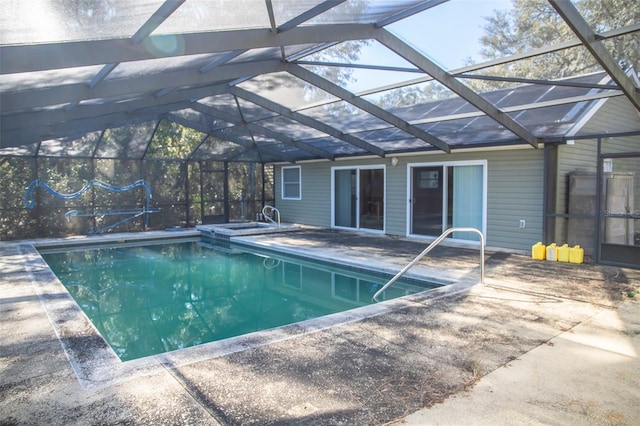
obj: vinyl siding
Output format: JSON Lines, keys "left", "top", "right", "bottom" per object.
{"left": 273, "top": 97, "right": 638, "bottom": 253}
{"left": 275, "top": 147, "right": 545, "bottom": 252}
{"left": 557, "top": 139, "right": 598, "bottom": 183}
{"left": 576, "top": 96, "right": 640, "bottom": 136}
{"left": 555, "top": 139, "right": 598, "bottom": 245}
{"left": 558, "top": 96, "right": 640, "bottom": 204}
{"left": 556, "top": 98, "right": 640, "bottom": 245}
{"left": 486, "top": 150, "right": 545, "bottom": 249}
{"left": 384, "top": 160, "right": 407, "bottom": 236}
{"left": 399, "top": 150, "right": 544, "bottom": 250}
{"left": 275, "top": 162, "right": 332, "bottom": 227}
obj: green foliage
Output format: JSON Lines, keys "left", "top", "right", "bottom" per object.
{"left": 479, "top": 0, "right": 569, "bottom": 59}
{"left": 377, "top": 0, "right": 640, "bottom": 107}
{"left": 37, "top": 158, "right": 95, "bottom": 209}
{"left": 0, "top": 155, "right": 273, "bottom": 239}
{"left": 147, "top": 120, "right": 205, "bottom": 159}
{"left": 473, "top": 0, "right": 639, "bottom": 84}
{"left": 376, "top": 81, "right": 453, "bottom": 109}
{"left": 0, "top": 157, "right": 38, "bottom": 238}
{"left": 292, "top": 0, "right": 372, "bottom": 105}
{"left": 99, "top": 122, "right": 156, "bottom": 158}
{"left": 304, "top": 40, "right": 372, "bottom": 100}
{"left": 0, "top": 157, "right": 34, "bottom": 209}
{"left": 145, "top": 161, "right": 188, "bottom": 204}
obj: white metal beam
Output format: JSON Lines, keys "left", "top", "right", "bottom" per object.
{"left": 192, "top": 102, "right": 336, "bottom": 161}
{"left": 375, "top": 0, "right": 449, "bottom": 27}
{"left": 277, "top": 1, "right": 347, "bottom": 33}
{"left": 230, "top": 86, "right": 387, "bottom": 157}
{"left": 2, "top": 84, "right": 230, "bottom": 131}
{"left": 286, "top": 64, "right": 451, "bottom": 153}
{"left": 0, "top": 24, "right": 379, "bottom": 74}
{"left": 1, "top": 60, "right": 286, "bottom": 113}
{"left": 376, "top": 28, "right": 539, "bottom": 148}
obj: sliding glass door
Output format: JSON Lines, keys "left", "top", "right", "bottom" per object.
{"left": 451, "top": 165, "right": 484, "bottom": 241}
{"left": 410, "top": 166, "right": 443, "bottom": 236}
{"left": 410, "top": 162, "right": 485, "bottom": 242}
{"left": 333, "top": 167, "right": 384, "bottom": 231}
{"left": 334, "top": 169, "right": 357, "bottom": 228}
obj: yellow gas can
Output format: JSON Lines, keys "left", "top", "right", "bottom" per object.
{"left": 558, "top": 244, "right": 570, "bottom": 262}
{"left": 546, "top": 243, "right": 558, "bottom": 261}
{"left": 569, "top": 245, "right": 584, "bottom": 264}
{"left": 531, "top": 242, "right": 546, "bottom": 260}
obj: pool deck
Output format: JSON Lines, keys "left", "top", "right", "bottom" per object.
{"left": 1, "top": 228, "right": 639, "bottom": 425}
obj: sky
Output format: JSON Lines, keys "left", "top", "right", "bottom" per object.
{"left": 344, "top": 0, "right": 513, "bottom": 93}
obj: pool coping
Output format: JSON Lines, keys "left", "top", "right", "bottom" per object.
{"left": 196, "top": 221, "right": 302, "bottom": 239}
{"left": 17, "top": 230, "right": 475, "bottom": 390}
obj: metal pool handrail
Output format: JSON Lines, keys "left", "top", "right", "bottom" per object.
{"left": 262, "top": 205, "right": 280, "bottom": 227}
{"left": 373, "top": 227, "right": 485, "bottom": 302}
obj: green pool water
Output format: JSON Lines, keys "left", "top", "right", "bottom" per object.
{"left": 40, "top": 239, "right": 439, "bottom": 361}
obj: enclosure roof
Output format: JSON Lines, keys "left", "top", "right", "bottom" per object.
{"left": 1, "top": 0, "right": 639, "bottom": 163}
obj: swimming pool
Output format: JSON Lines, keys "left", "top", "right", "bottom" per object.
{"left": 39, "top": 238, "right": 442, "bottom": 361}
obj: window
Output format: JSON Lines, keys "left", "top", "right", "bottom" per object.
{"left": 282, "top": 166, "right": 301, "bottom": 200}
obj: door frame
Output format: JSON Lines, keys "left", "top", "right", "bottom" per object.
{"left": 200, "top": 162, "right": 229, "bottom": 224}
{"left": 597, "top": 152, "right": 640, "bottom": 268}
{"left": 331, "top": 165, "right": 386, "bottom": 233}
{"left": 406, "top": 160, "right": 487, "bottom": 244}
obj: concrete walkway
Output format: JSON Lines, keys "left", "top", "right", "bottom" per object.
{"left": 403, "top": 298, "right": 640, "bottom": 425}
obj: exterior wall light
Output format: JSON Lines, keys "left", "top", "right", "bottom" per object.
{"left": 390, "top": 156, "right": 399, "bottom": 167}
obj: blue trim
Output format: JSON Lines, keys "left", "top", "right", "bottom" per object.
{"left": 24, "top": 179, "right": 158, "bottom": 235}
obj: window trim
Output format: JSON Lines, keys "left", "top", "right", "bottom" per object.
{"left": 281, "top": 165, "right": 302, "bottom": 200}
{"left": 330, "top": 164, "right": 386, "bottom": 233}
{"left": 406, "top": 160, "right": 487, "bottom": 244}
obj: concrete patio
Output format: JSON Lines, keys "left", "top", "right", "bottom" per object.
{"left": 1, "top": 229, "right": 638, "bottom": 425}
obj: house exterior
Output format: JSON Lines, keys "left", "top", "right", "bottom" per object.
{"left": 274, "top": 72, "right": 640, "bottom": 268}
{"left": 2, "top": 1, "right": 639, "bottom": 271}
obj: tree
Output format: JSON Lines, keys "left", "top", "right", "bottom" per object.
{"left": 288, "top": 0, "right": 372, "bottom": 105}
{"left": 147, "top": 120, "right": 205, "bottom": 159}
{"left": 376, "top": 81, "right": 453, "bottom": 109}
{"left": 473, "top": 0, "right": 640, "bottom": 83}
{"left": 376, "top": 0, "right": 640, "bottom": 107}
